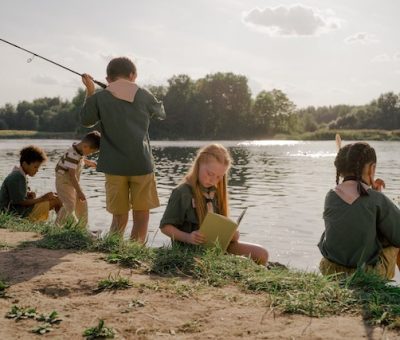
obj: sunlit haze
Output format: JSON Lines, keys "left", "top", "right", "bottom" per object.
{"left": 1, "top": 0, "right": 399, "bottom": 107}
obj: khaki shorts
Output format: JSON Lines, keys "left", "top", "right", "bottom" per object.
{"left": 105, "top": 173, "right": 160, "bottom": 214}
{"left": 27, "top": 201, "right": 50, "bottom": 222}
{"left": 319, "top": 246, "right": 399, "bottom": 280}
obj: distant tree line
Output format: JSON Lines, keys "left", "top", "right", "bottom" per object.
{"left": 1, "top": 72, "right": 400, "bottom": 139}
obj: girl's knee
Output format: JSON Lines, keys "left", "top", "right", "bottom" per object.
{"left": 254, "top": 246, "right": 268, "bottom": 266}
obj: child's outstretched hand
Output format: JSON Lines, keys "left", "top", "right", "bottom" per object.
{"left": 77, "top": 190, "right": 86, "bottom": 202}
{"left": 373, "top": 178, "right": 385, "bottom": 192}
{"left": 42, "top": 192, "right": 58, "bottom": 201}
{"left": 84, "top": 159, "right": 97, "bottom": 168}
{"left": 81, "top": 74, "right": 95, "bottom": 96}
{"left": 187, "top": 230, "right": 205, "bottom": 245}
{"left": 27, "top": 191, "right": 36, "bottom": 199}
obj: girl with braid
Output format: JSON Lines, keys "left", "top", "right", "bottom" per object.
{"left": 160, "top": 144, "right": 268, "bottom": 265}
{"left": 318, "top": 141, "right": 400, "bottom": 279}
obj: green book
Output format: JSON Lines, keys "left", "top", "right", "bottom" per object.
{"left": 199, "top": 208, "right": 247, "bottom": 252}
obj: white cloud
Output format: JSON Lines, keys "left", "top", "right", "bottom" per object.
{"left": 31, "top": 75, "right": 59, "bottom": 85}
{"left": 371, "top": 54, "right": 391, "bottom": 63}
{"left": 344, "top": 32, "right": 378, "bottom": 44}
{"left": 242, "top": 4, "right": 341, "bottom": 37}
{"left": 371, "top": 52, "right": 400, "bottom": 63}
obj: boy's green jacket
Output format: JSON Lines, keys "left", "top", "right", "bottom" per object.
{"left": 81, "top": 88, "right": 165, "bottom": 176}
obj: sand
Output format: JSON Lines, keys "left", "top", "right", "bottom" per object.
{"left": 0, "top": 229, "right": 398, "bottom": 340}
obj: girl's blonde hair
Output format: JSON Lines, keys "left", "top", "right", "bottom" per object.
{"left": 184, "top": 144, "right": 232, "bottom": 224}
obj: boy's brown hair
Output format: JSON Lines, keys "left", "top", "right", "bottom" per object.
{"left": 19, "top": 145, "right": 47, "bottom": 165}
{"left": 106, "top": 57, "right": 136, "bottom": 81}
{"left": 82, "top": 130, "right": 101, "bottom": 150}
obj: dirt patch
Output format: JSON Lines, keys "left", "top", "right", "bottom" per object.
{"left": 0, "top": 232, "right": 399, "bottom": 339}
{"left": 0, "top": 229, "right": 40, "bottom": 247}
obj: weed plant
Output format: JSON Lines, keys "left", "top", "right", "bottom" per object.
{"left": 83, "top": 319, "right": 115, "bottom": 339}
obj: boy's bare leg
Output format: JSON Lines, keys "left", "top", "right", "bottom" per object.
{"left": 110, "top": 213, "right": 129, "bottom": 236}
{"left": 227, "top": 241, "right": 269, "bottom": 266}
{"left": 130, "top": 210, "right": 149, "bottom": 244}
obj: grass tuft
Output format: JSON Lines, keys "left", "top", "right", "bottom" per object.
{"left": 83, "top": 319, "right": 115, "bottom": 339}
{"left": 95, "top": 273, "right": 133, "bottom": 293}
{"left": 35, "top": 220, "right": 92, "bottom": 250}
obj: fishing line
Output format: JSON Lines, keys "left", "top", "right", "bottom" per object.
{"left": 0, "top": 37, "right": 107, "bottom": 88}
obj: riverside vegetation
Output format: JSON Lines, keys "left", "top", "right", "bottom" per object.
{"left": 1, "top": 72, "right": 400, "bottom": 140}
{"left": 1, "top": 212, "right": 400, "bottom": 337}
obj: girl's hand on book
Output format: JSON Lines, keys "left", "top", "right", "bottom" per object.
{"left": 373, "top": 178, "right": 385, "bottom": 192}
{"left": 187, "top": 230, "right": 205, "bottom": 245}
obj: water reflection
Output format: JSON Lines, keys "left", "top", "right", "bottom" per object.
{"left": 1, "top": 140, "right": 399, "bottom": 276}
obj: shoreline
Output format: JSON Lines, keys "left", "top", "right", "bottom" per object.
{"left": 1, "top": 129, "right": 400, "bottom": 141}
{"left": 1, "top": 215, "right": 400, "bottom": 339}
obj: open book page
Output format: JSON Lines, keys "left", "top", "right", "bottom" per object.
{"left": 199, "top": 212, "right": 238, "bottom": 252}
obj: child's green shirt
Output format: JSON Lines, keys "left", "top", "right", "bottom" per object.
{"left": 80, "top": 87, "right": 165, "bottom": 176}
{"left": 318, "top": 189, "right": 400, "bottom": 268}
{"left": 0, "top": 169, "right": 33, "bottom": 217}
{"left": 160, "top": 183, "right": 219, "bottom": 234}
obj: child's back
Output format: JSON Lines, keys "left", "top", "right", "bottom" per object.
{"left": 319, "top": 187, "right": 400, "bottom": 268}
{"left": 81, "top": 87, "right": 164, "bottom": 176}
{"left": 318, "top": 142, "right": 400, "bottom": 279}
{"left": 80, "top": 57, "right": 164, "bottom": 243}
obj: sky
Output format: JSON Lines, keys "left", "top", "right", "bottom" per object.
{"left": 1, "top": 0, "right": 400, "bottom": 108}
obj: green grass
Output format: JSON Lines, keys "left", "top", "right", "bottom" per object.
{"left": 2, "top": 213, "right": 400, "bottom": 329}
{"left": 83, "top": 319, "right": 115, "bottom": 339}
{"left": 94, "top": 273, "right": 133, "bottom": 293}
{"left": 0, "top": 279, "right": 9, "bottom": 298}
{"left": 5, "top": 305, "right": 38, "bottom": 321}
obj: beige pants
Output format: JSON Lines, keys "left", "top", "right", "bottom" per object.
{"left": 28, "top": 201, "right": 50, "bottom": 222}
{"left": 320, "top": 246, "right": 399, "bottom": 280}
{"left": 55, "top": 173, "right": 88, "bottom": 227}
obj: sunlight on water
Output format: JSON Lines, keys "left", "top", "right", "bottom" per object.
{"left": 1, "top": 139, "right": 399, "bottom": 279}
{"left": 288, "top": 151, "right": 337, "bottom": 158}
{"left": 238, "top": 140, "right": 301, "bottom": 146}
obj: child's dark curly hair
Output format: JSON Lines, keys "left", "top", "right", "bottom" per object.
{"left": 334, "top": 142, "right": 376, "bottom": 195}
{"left": 19, "top": 145, "right": 47, "bottom": 165}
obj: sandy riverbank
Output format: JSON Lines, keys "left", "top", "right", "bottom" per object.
{"left": 0, "top": 229, "right": 398, "bottom": 339}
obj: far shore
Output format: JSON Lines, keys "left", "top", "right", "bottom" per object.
{"left": 1, "top": 129, "right": 400, "bottom": 141}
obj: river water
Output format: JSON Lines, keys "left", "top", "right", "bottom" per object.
{"left": 1, "top": 139, "right": 399, "bottom": 277}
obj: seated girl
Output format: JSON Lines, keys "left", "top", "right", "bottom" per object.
{"left": 318, "top": 142, "right": 400, "bottom": 279}
{"left": 159, "top": 144, "right": 268, "bottom": 265}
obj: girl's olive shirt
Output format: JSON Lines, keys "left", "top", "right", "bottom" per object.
{"left": 318, "top": 189, "right": 400, "bottom": 268}
{"left": 160, "top": 183, "right": 219, "bottom": 234}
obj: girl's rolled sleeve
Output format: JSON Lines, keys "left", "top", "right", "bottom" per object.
{"left": 159, "top": 188, "right": 191, "bottom": 228}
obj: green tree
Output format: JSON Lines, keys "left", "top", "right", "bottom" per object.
{"left": 252, "top": 89, "right": 296, "bottom": 135}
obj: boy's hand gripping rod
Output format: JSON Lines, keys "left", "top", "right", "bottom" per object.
{"left": 0, "top": 38, "right": 107, "bottom": 89}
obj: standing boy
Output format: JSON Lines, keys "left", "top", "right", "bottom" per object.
{"left": 0, "top": 145, "right": 61, "bottom": 221}
{"left": 80, "top": 57, "right": 165, "bottom": 243}
{"left": 55, "top": 131, "right": 101, "bottom": 227}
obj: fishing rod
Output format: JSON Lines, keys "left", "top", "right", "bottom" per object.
{"left": 0, "top": 38, "right": 107, "bottom": 89}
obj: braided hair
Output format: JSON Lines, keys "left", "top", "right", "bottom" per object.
{"left": 334, "top": 142, "right": 377, "bottom": 196}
